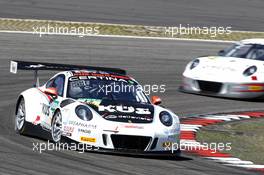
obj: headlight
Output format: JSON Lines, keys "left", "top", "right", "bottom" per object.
{"left": 243, "top": 66, "right": 257, "bottom": 76}
{"left": 190, "top": 59, "right": 200, "bottom": 69}
{"left": 75, "top": 105, "right": 93, "bottom": 121}
{"left": 159, "top": 111, "right": 173, "bottom": 127}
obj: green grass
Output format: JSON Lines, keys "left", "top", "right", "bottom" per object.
{"left": 197, "top": 118, "right": 264, "bottom": 164}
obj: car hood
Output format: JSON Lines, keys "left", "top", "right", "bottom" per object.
{"left": 198, "top": 56, "right": 262, "bottom": 71}
{"left": 184, "top": 56, "right": 264, "bottom": 82}
{"left": 78, "top": 98, "right": 154, "bottom": 123}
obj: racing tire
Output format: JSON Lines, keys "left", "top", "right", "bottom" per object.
{"left": 15, "top": 97, "right": 29, "bottom": 135}
{"left": 51, "top": 110, "right": 62, "bottom": 143}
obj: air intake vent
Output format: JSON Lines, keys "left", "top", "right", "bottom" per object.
{"left": 111, "top": 135, "right": 151, "bottom": 151}
{"left": 197, "top": 80, "right": 222, "bottom": 93}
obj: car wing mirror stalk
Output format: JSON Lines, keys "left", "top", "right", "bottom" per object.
{"left": 151, "top": 96, "right": 162, "bottom": 105}
{"left": 44, "top": 87, "right": 58, "bottom": 99}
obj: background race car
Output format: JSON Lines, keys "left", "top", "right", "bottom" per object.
{"left": 180, "top": 39, "right": 264, "bottom": 99}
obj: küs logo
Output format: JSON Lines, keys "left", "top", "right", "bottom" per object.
{"left": 98, "top": 105, "right": 151, "bottom": 115}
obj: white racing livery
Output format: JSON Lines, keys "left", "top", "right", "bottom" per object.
{"left": 180, "top": 39, "right": 264, "bottom": 99}
{"left": 11, "top": 60, "right": 181, "bottom": 155}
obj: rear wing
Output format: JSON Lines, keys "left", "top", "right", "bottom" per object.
{"left": 10, "top": 60, "right": 127, "bottom": 87}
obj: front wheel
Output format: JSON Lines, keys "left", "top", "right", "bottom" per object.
{"left": 51, "top": 110, "right": 62, "bottom": 143}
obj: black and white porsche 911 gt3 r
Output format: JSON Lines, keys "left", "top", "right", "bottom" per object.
{"left": 11, "top": 60, "right": 180, "bottom": 155}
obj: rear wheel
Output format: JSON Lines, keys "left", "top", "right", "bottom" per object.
{"left": 51, "top": 111, "right": 62, "bottom": 143}
{"left": 15, "top": 98, "right": 28, "bottom": 134}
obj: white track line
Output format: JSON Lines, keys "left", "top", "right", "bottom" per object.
{"left": 180, "top": 124, "right": 203, "bottom": 128}
{"left": 222, "top": 160, "right": 254, "bottom": 165}
{"left": 207, "top": 157, "right": 254, "bottom": 165}
{"left": 202, "top": 115, "right": 242, "bottom": 120}
{"left": 202, "top": 116, "right": 233, "bottom": 121}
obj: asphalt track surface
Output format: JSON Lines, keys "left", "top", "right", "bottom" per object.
{"left": 0, "top": 0, "right": 264, "bottom": 31}
{"left": 0, "top": 33, "right": 264, "bottom": 175}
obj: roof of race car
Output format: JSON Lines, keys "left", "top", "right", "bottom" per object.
{"left": 240, "top": 38, "right": 264, "bottom": 45}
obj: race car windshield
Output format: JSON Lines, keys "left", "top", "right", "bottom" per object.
{"left": 67, "top": 77, "right": 149, "bottom": 103}
{"left": 221, "top": 44, "right": 264, "bottom": 61}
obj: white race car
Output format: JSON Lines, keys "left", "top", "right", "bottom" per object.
{"left": 11, "top": 60, "right": 180, "bottom": 155}
{"left": 180, "top": 38, "right": 264, "bottom": 99}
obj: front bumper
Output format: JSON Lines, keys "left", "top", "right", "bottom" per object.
{"left": 99, "top": 133, "right": 181, "bottom": 153}
{"left": 63, "top": 135, "right": 181, "bottom": 156}
{"left": 65, "top": 126, "right": 181, "bottom": 154}
{"left": 180, "top": 76, "right": 264, "bottom": 99}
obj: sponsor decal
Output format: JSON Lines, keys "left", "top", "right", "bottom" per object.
{"left": 73, "top": 71, "right": 130, "bottom": 79}
{"left": 202, "top": 65, "right": 236, "bottom": 72}
{"left": 28, "top": 64, "right": 45, "bottom": 68}
{"left": 78, "top": 128, "right": 91, "bottom": 134}
{"left": 41, "top": 103, "right": 50, "bottom": 116}
{"left": 104, "top": 114, "right": 152, "bottom": 121}
{"left": 62, "top": 132, "right": 72, "bottom": 137}
{"left": 64, "top": 126, "right": 74, "bottom": 133}
{"left": 122, "top": 124, "right": 144, "bottom": 129}
{"left": 103, "top": 115, "right": 118, "bottom": 119}
{"left": 248, "top": 85, "right": 263, "bottom": 91}
{"left": 50, "top": 100, "right": 59, "bottom": 112}
{"left": 69, "top": 73, "right": 129, "bottom": 83}
{"left": 99, "top": 105, "right": 151, "bottom": 115}
{"left": 80, "top": 136, "right": 96, "bottom": 143}
{"left": 68, "top": 121, "right": 97, "bottom": 129}
{"left": 96, "top": 100, "right": 154, "bottom": 123}
{"left": 10, "top": 61, "right": 18, "bottom": 74}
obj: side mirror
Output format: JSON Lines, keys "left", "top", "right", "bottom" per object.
{"left": 218, "top": 50, "right": 225, "bottom": 56}
{"left": 44, "top": 87, "right": 58, "bottom": 97}
{"left": 151, "top": 96, "right": 162, "bottom": 105}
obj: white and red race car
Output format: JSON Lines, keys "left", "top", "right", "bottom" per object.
{"left": 11, "top": 60, "right": 180, "bottom": 155}
{"left": 180, "top": 39, "right": 264, "bottom": 99}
